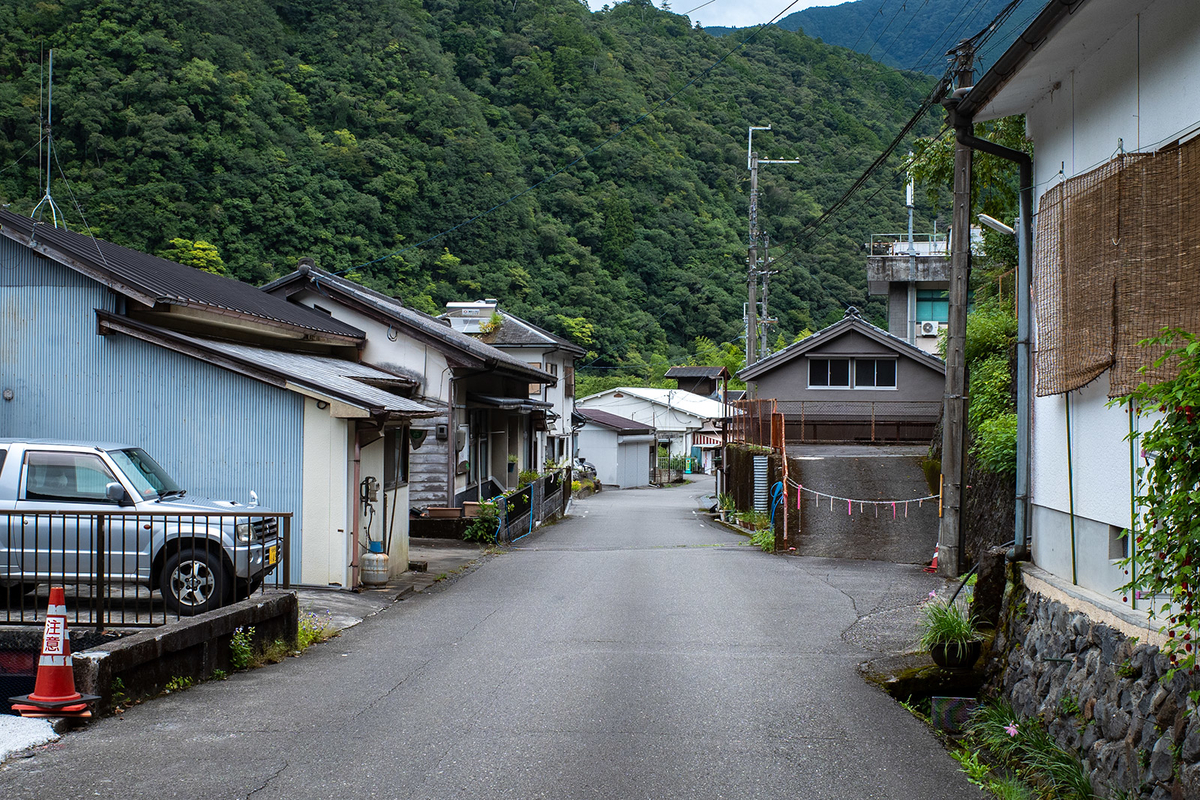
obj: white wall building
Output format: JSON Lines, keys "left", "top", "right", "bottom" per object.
{"left": 575, "top": 408, "right": 655, "bottom": 489}
{"left": 577, "top": 387, "right": 726, "bottom": 469}
{"left": 964, "top": 0, "right": 1200, "bottom": 600}
{"left": 443, "top": 300, "right": 585, "bottom": 469}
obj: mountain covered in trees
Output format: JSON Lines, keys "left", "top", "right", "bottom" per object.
{"left": 704, "top": 0, "right": 1028, "bottom": 76}
{"left": 0, "top": 0, "right": 941, "bottom": 376}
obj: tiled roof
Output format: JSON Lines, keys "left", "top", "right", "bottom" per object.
{"left": 483, "top": 313, "right": 586, "bottom": 356}
{"left": 737, "top": 309, "right": 946, "bottom": 380}
{"left": 665, "top": 366, "right": 730, "bottom": 379}
{"left": 0, "top": 210, "right": 363, "bottom": 340}
{"left": 260, "top": 267, "right": 555, "bottom": 384}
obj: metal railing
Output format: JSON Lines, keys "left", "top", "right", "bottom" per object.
{"left": 776, "top": 400, "right": 942, "bottom": 443}
{"left": 868, "top": 232, "right": 949, "bottom": 256}
{"left": 725, "top": 399, "right": 784, "bottom": 450}
{"left": 495, "top": 468, "right": 571, "bottom": 543}
{"left": 1, "top": 510, "right": 292, "bottom": 629}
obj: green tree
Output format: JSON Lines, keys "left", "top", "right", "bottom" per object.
{"left": 158, "top": 239, "right": 227, "bottom": 275}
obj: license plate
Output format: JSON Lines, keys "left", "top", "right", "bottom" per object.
{"left": 267, "top": 545, "right": 278, "bottom": 566}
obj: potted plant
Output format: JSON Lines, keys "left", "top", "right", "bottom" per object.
{"left": 507, "top": 454, "right": 518, "bottom": 473}
{"left": 919, "top": 598, "right": 982, "bottom": 669}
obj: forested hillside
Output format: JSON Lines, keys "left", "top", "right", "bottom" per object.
{"left": 704, "top": 0, "right": 1036, "bottom": 76}
{"left": 0, "top": 0, "right": 940, "bottom": 375}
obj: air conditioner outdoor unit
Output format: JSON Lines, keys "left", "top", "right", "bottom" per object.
{"left": 919, "top": 320, "right": 939, "bottom": 337}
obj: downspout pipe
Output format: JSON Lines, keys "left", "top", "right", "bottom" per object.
{"left": 946, "top": 99, "right": 1033, "bottom": 562}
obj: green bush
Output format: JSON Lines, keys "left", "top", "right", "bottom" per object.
{"left": 517, "top": 469, "right": 540, "bottom": 487}
{"left": 964, "top": 303, "right": 1017, "bottom": 365}
{"left": 969, "top": 354, "right": 1013, "bottom": 427}
{"left": 463, "top": 501, "right": 500, "bottom": 544}
{"left": 971, "top": 412, "right": 1018, "bottom": 474}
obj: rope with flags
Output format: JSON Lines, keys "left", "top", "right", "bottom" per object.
{"left": 786, "top": 477, "right": 940, "bottom": 520}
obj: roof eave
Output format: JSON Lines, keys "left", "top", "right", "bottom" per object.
{"left": 956, "top": 0, "right": 1086, "bottom": 121}
{"left": 95, "top": 311, "right": 436, "bottom": 419}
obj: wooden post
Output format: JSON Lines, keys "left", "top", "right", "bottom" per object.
{"left": 938, "top": 42, "right": 975, "bottom": 577}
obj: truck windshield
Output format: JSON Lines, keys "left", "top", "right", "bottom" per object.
{"left": 109, "top": 448, "right": 184, "bottom": 500}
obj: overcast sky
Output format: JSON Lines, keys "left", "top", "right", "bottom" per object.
{"left": 583, "top": 0, "right": 834, "bottom": 31}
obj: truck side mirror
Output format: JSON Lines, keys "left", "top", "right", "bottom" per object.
{"left": 105, "top": 482, "right": 130, "bottom": 506}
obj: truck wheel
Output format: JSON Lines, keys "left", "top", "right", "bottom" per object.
{"left": 161, "top": 550, "right": 230, "bottom": 615}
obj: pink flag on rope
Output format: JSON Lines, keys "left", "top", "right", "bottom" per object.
{"left": 892, "top": 502, "right": 897, "bottom": 519}
{"left": 847, "top": 499, "right": 851, "bottom": 516}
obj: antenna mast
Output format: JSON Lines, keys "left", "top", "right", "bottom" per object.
{"left": 31, "top": 49, "right": 64, "bottom": 228}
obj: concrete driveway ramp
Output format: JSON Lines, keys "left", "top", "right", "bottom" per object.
{"left": 789, "top": 444, "right": 938, "bottom": 564}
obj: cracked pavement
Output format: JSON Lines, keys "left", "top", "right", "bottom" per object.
{"left": 0, "top": 476, "right": 974, "bottom": 799}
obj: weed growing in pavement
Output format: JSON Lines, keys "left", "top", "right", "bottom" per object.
{"left": 164, "top": 676, "right": 194, "bottom": 693}
{"left": 110, "top": 677, "right": 130, "bottom": 708}
{"left": 230, "top": 625, "right": 255, "bottom": 670}
{"left": 951, "top": 746, "right": 991, "bottom": 787}
{"left": 297, "top": 611, "right": 334, "bottom": 650}
{"left": 211, "top": 669, "right": 227, "bottom": 681}
{"left": 749, "top": 525, "right": 775, "bottom": 553}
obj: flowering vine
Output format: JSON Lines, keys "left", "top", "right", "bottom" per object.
{"left": 1115, "top": 330, "right": 1200, "bottom": 679}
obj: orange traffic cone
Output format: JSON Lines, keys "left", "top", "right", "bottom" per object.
{"left": 9, "top": 587, "right": 98, "bottom": 718}
{"left": 924, "top": 547, "right": 939, "bottom": 573}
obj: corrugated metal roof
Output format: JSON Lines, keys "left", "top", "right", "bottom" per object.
{"left": 96, "top": 312, "right": 436, "bottom": 416}
{"left": 0, "top": 210, "right": 364, "bottom": 340}
{"left": 580, "top": 387, "right": 729, "bottom": 421}
{"left": 261, "top": 268, "right": 557, "bottom": 383}
{"left": 577, "top": 408, "right": 654, "bottom": 434}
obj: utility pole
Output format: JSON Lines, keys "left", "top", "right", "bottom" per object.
{"left": 905, "top": 154, "right": 918, "bottom": 345}
{"left": 760, "top": 235, "right": 779, "bottom": 358}
{"left": 745, "top": 125, "right": 799, "bottom": 368}
{"left": 938, "top": 42, "right": 975, "bottom": 577}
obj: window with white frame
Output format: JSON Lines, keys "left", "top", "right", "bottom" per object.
{"left": 808, "top": 358, "right": 851, "bottom": 387}
{"left": 809, "top": 357, "right": 897, "bottom": 389}
{"left": 854, "top": 358, "right": 897, "bottom": 388}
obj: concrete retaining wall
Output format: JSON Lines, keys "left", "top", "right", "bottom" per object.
{"left": 789, "top": 445, "right": 937, "bottom": 564}
{"left": 73, "top": 592, "right": 298, "bottom": 713}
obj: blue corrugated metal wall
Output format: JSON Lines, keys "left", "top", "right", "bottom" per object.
{"left": 0, "top": 237, "right": 306, "bottom": 582}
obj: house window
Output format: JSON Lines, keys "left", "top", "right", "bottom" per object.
{"left": 916, "top": 289, "right": 949, "bottom": 323}
{"left": 855, "top": 359, "right": 897, "bottom": 389}
{"left": 810, "top": 358, "right": 897, "bottom": 389}
{"left": 529, "top": 362, "right": 542, "bottom": 396}
{"left": 565, "top": 365, "right": 575, "bottom": 398}
{"left": 383, "top": 427, "right": 409, "bottom": 490}
{"left": 809, "top": 358, "right": 851, "bottom": 387}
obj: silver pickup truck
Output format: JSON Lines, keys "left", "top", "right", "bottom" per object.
{"left": 0, "top": 440, "right": 281, "bottom": 614}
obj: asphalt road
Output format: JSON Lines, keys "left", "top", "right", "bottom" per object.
{"left": 0, "top": 477, "right": 975, "bottom": 799}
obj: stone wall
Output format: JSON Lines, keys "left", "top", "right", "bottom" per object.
{"left": 993, "top": 571, "right": 1200, "bottom": 799}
